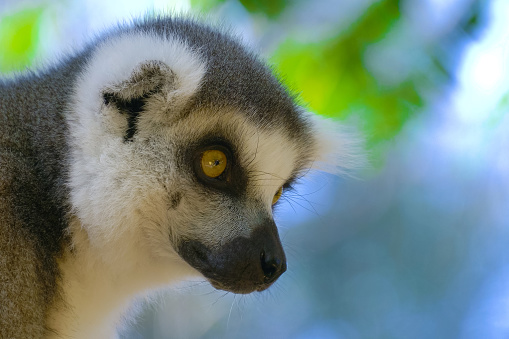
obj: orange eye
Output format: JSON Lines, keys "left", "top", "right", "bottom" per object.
{"left": 272, "top": 186, "right": 283, "bottom": 205}
{"left": 201, "top": 150, "right": 227, "bottom": 178}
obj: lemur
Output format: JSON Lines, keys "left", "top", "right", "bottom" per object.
{"left": 0, "top": 16, "right": 361, "bottom": 338}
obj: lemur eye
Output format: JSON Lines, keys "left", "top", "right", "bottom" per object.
{"left": 272, "top": 186, "right": 283, "bottom": 205}
{"left": 201, "top": 150, "right": 227, "bottom": 178}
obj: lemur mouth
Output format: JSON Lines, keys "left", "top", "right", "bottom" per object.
{"left": 208, "top": 277, "right": 276, "bottom": 294}
{"left": 177, "top": 221, "right": 287, "bottom": 294}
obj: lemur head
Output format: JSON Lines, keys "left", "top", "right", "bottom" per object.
{"left": 67, "top": 17, "right": 361, "bottom": 294}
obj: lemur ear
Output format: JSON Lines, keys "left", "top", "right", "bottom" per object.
{"left": 103, "top": 60, "right": 171, "bottom": 103}
{"left": 74, "top": 34, "right": 205, "bottom": 141}
{"left": 102, "top": 60, "right": 174, "bottom": 141}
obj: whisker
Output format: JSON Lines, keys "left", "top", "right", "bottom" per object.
{"left": 226, "top": 294, "right": 237, "bottom": 330}
{"left": 212, "top": 291, "right": 230, "bottom": 306}
{"left": 246, "top": 133, "right": 260, "bottom": 167}
{"left": 284, "top": 199, "right": 298, "bottom": 214}
{"left": 285, "top": 197, "right": 319, "bottom": 216}
{"left": 287, "top": 182, "right": 329, "bottom": 197}
{"left": 249, "top": 170, "right": 285, "bottom": 180}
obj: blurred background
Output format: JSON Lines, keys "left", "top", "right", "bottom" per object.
{"left": 1, "top": 0, "right": 508, "bottom": 338}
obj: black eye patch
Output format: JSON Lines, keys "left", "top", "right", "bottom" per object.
{"left": 193, "top": 144, "right": 232, "bottom": 186}
{"left": 189, "top": 137, "right": 248, "bottom": 198}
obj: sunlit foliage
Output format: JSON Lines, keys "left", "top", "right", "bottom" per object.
{"left": 0, "top": 8, "right": 43, "bottom": 73}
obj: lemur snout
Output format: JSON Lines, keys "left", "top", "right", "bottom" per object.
{"left": 178, "top": 218, "right": 287, "bottom": 294}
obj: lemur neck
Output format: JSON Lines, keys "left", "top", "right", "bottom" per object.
{"left": 46, "top": 217, "right": 198, "bottom": 339}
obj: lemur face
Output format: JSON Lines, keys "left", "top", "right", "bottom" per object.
{"left": 85, "top": 100, "right": 311, "bottom": 293}
{"left": 67, "top": 25, "right": 354, "bottom": 294}
{"left": 168, "top": 109, "right": 309, "bottom": 293}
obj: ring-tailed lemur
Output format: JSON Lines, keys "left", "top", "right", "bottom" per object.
{"left": 0, "top": 16, "right": 361, "bottom": 339}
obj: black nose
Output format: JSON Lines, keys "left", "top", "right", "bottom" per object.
{"left": 177, "top": 218, "right": 287, "bottom": 294}
{"left": 260, "top": 249, "right": 287, "bottom": 284}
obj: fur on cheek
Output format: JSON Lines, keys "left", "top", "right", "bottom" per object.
{"left": 68, "top": 143, "right": 172, "bottom": 253}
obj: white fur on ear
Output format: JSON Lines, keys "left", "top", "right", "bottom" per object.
{"left": 74, "top": 31, "right": 206, "bottom": 120}
{"left": 308, "top": 112, "right": 367, "bottom": 176}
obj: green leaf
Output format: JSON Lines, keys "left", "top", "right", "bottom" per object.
{"left": 190, "top": 0, "right": 226, "bottom": 12}
{"left": 0, "top": 8, "right": 44, "bottom": 73}
{"left": 239, "top": 0, "right": 287, "bottom": 18}
{"left": 271, "top": 0, "right": 423, "bottom": 153}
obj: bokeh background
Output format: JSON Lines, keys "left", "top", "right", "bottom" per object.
{"left": 1, "top": 0, "right": 508, "bottom": 338}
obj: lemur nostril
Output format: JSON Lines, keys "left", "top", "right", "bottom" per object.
{"left": 260, "top": 250, "right": 286, "bottom": 283}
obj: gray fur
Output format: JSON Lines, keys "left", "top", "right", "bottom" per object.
{"left": 0, "top": 61, "right": 84, "bottom": 337}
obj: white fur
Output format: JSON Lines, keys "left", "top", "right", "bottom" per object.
{"left": 307, "top": 112, "right": 367, "bottom": 176}
{"left": 235, "top": 120, "right": 299, "bottom": 208}
{"left": 47, "top": 218, "right": 198, "bottom": 339}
